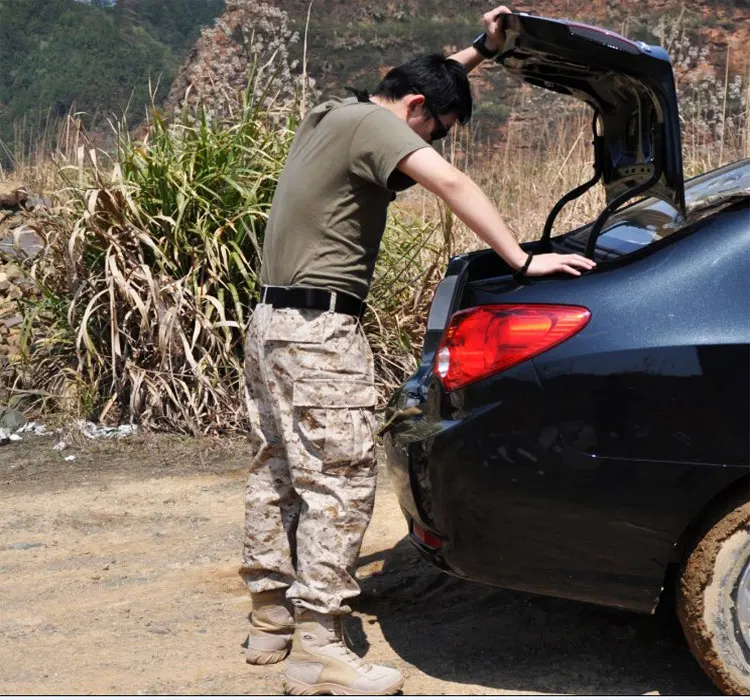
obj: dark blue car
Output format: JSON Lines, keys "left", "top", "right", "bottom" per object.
{"left": 384, "top": 13, "right": 750, "bottom": 695}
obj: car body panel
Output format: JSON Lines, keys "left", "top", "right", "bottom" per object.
{"left": 384, "top": 189, "right": 750, "bottom": 612}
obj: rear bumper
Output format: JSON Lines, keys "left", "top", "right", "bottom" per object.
{"left": 384, "top": 411, "right": 494, "bottom": 581}
{"left": 384, "top": 408, "right": 668, "bottom": 612}
{"left": 384, "top": 422, "right": 456, "bottom": 573}
{"left": 400, "top": 507, "right": 454, "bottom": 572}
{"left": 383, "top": 377, "right": 747, "bottom": 614}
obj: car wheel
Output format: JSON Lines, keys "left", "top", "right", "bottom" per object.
{"left": 677, "top": 501, "right": 750, "bottom": 695}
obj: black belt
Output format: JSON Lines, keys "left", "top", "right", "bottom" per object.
{"left": 260, "top": 286, "right": 366, "bottom": 319}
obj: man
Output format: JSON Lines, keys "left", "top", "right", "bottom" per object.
{"left": 241, "top": 7, "right": 596, "bottom": 695}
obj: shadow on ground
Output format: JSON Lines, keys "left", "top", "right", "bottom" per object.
{"left": 351, "top": 537, "right": 716, "bottom": 695}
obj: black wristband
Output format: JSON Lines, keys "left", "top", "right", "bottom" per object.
{"left": 472, "top": 32, "right": 498, "bottom": 59}
{"left": 513, "top": 252, "right": 534, "bottom": 281}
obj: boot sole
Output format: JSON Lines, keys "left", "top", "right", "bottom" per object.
{"left": 283, "top": 678, "right": 404, "bottom": 696}
{"left": 246, "top": 646, "right": 290, "bottom": 665}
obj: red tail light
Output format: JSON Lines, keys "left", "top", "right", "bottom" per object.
{"left": 434, "top": 304, "right": 591, "bottom": 391}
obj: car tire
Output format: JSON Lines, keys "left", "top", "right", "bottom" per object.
{"left": 677, "top": 500, "right": 750, "bottom": 695}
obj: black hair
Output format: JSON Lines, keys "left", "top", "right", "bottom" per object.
{"left": 371, "top": 53, "right": 473, "bottom": 124}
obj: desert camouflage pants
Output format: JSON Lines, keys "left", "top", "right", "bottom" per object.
{"left": 240, "top": 302, "right": 378, "bottom": 614}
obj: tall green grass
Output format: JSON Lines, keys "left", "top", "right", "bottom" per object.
{"left": 13, "top": 78, "right": 296, "bottom": 433}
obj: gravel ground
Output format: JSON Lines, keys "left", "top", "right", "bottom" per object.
{"left": 0, "top": 433, "right": 716, "bottom": 694}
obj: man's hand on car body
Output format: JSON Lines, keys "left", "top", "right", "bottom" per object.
{"left": 397, "top": 147, "right": 596, "bottom": 278}
{"left": 525, "top": 253, "right": 597, "bottom": 278}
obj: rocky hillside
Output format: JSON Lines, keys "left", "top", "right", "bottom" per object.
{"left": 1, "top": 0, "right": 746, "bottom": 160}
{"left": 274, "top": 0, "right": 749, "bottom": 129}
{"left": 0, "top": 186, "right": 46, "bottom": 405}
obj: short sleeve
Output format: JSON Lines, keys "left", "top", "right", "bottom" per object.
{"left": 350, "top": 109, "right": 428, "bottom": 189}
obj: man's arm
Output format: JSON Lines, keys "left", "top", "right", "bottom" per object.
{"left": 448, "top": 6, "right": 511, "bottom": 74}
{"left": 397, "top": 148, "right": 597, "bottom": 278}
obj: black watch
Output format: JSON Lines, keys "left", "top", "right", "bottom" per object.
{"left": 472, "top": 32, "right": 498, "bottom": 59}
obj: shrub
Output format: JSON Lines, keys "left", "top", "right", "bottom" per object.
{"left": 16, "top": 78, "right": 296, "bottom": 434}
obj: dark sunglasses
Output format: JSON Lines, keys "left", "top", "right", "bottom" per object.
{"left": 424, "top": 103, "right": 450, "bottom": 142}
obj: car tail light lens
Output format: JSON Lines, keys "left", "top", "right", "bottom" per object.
{"left": 435, "top": 304, "right": 591, "bottom": 391}
{"left": 412, "top": 522, "right": 443, "bottom": 550}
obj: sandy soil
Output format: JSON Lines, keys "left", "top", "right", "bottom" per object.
{"left": 0, "top": 432, "right": 717, "bottom": 695}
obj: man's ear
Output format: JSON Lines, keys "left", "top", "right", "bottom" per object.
{"left": 404, "top": 93, "right": 426, "bottom": 117}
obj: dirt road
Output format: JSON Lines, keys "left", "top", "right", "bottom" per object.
{"left": 0, "top": 433, "right": 716, "bottom": 694}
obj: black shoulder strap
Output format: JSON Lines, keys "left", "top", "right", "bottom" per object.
{"left": 344, "top": 87, "right": 371, "bottom": 103}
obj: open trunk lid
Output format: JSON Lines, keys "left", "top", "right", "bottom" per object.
{"left": 385, "top": 14, "right": 691, "bottom": 423}
{"left": 497, "top": 12, "right": 685, "bottom": 215}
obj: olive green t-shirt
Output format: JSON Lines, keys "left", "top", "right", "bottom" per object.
{"left": 260, "top": 96, "right": 428, "bottom": 300}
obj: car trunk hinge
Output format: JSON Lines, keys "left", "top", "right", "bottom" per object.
{"left": 540, "top": 110, "right": 604, "bottom": 252}
{"left": 584, "top": 128, "right": 665, "bottom": 258}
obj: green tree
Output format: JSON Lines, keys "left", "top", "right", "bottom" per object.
{"left": 0, "top": 0, "right": 223, "bottom": 167}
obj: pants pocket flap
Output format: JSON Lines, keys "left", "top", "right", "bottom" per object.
{"left": 293, "top": 379, "right": 377, "bottom": 408}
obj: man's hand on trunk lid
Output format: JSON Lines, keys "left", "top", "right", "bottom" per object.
{"left": 482, "top": 6, "right": 512, "bottom": 52}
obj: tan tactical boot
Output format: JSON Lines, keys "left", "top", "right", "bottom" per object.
{"left": 246, "top": 589, "right": 295, "bottom": 665}
{"left": 284, "top": 609, "right": 404, "bottom": 695}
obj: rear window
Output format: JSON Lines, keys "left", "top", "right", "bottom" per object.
{"left": 557, "top": 159, "right": 750, "bottom": 260}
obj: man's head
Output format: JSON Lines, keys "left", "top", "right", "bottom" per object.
{"left": 371, "top": 54, "right": 472, "bottom": 144}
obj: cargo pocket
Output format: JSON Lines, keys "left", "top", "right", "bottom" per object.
{"left": 292, "top": 378, "right": 377, "bottom": 477}
{"left": 262, "top": 306, "right": 330, "bottom": 344}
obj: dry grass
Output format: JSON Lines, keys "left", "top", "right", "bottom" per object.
{"left": 9, "top": 76, "right": 296, "bottom": 434}
{"left": 2, "top": 49, "right": 748, "bottom": 432}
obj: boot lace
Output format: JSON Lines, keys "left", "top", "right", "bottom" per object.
{"left": 327, "top": 616, "right": 373, "bottom": 674}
